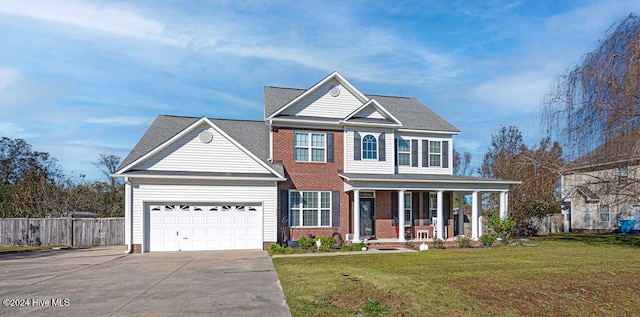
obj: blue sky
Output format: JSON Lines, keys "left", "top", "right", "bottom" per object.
{"left": 1, "top": 0, "right": 639, "bottom": 181}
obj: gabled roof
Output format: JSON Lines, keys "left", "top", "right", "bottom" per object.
{"left": 567, "top": 127, "right": 640, "bottom": 172}
{"left": 343, "top": 99, "right": 402, "bottom": 126}
{"left": 266, "top": 71, "right": 368, "bottom": 119}
{"left": 116, "top": 115, "right": 284, "bottom": 177}
{"left": 264, "top": 87, "right": 459, "bottom": 133}
{"left": 575, "top": 186, "right": 600, "bottom": 203}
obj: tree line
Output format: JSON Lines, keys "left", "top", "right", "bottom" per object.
{"left": 0, "top": 137, "right": 123, "bottom": 218}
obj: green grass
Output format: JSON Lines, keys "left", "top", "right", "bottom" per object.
{"left": 0, "top": 245, "right": 66, "bottom": 254}
{"left": 273, "top": 234, "right": 640, "bottom": 316}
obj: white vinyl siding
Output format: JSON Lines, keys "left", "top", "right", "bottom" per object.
{"left": 281, "top": 79, "right": 363, "bottom": 118}
{"left": 351, "top": 105, "right": 385, "bottom": 119}
{"left": 135, "top": 124, "right": 270, "bottom": 174}
{"left": 395, "top": 133, "right": 453, "bottom": 175}
{"left": 344, "top": 129, "right": 394, "bottom": 174}
{"left": 130, "top": 178, "right": 278, "bottom": 249}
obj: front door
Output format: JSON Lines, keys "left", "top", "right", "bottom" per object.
{"left": 360, "top": 198, "right": 375, "bottom": 239}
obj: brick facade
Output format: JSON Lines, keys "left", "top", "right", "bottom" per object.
{"left": 272, "top": 128, "right": 460, "bottom": 243}
{"left": 272, "top": 127, "right": 350, "bottom": 241}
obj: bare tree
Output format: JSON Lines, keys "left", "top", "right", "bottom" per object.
{"left": 543, "top": 14, "right": 640, "bottom": 210}
{"left": 453, "top": 146, "right": 473, "bottom": 176}
{"left": 543, "top": 14, "right": 640, "bottom": 162}
{"left": 93, "top": 154, "right": 121, "bottom": 187}
{"left": 479, "top": 126, "right": 564, "bottom": 235}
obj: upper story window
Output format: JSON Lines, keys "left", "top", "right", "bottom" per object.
{"left": 397, "top": 139, "right": 410, "bottom": 166}
{"left": 618, "top": 166, "right": 628, "bottom": 185}
{"left": 362, "top": 134, "right": 377, "bottom": 160}
{"left": 429, "top": 141, "right": 442, "bottom": 167}
{"left": 294, "top": 132, "right": 325, "bottom": 162}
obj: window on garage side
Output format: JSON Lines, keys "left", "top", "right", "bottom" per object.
{"left": 289, "top": 190, "right": 331, "bottom": 227}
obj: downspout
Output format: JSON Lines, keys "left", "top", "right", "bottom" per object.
{"left": 124, "top": 177, "right": 133, "bottom": 254}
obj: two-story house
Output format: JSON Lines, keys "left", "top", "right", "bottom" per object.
{"left": 114, "top": 72, "right": 518, "bottom": 253}
{"left": 562, "top": 132, "right": 640, "bottom": 233}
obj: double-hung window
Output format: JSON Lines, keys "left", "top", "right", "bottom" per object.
{"left": 362, "top": 134, "right": 377, "bottom": 159}
{"left": 429, "top": 193, "right": 437, "bottom": 221}
{"left": 618, "top": 167, "right": 628, "bottom": 185}
{"left": 289, "top": 191, "right": 331, "bottom": 227}
{"left": 404, "top": 192, "right": 412, "bottom": 226}
{"left": 600, "top": 205, "right": 610, "bottom": 222}
{"left": 397, "top": 139, "right": 410, "bottom": 166}
{"left": 294, "top": 132, "right": 326, "bottom": 162}
{"left": 429, "top": 141, "right": 442, "bottom": 167}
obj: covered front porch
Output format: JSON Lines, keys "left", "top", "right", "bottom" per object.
{"left": 340, "top": 173, "right": 519, "bottom": 243}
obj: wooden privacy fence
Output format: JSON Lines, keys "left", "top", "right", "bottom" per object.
{"left": 0, "top": 217, "right": 124, "bottom": 247}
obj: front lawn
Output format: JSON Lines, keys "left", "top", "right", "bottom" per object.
{"left": 273, "top": 234, "right": 640, "bottom": 316}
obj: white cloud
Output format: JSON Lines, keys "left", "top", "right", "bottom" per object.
{"left": 470, "top": 72, "right": 552, "bottom": 112}
{"left": 85, "top": 116, "right": 150, "bottom": 126}
{"left": 0, "top": 67, "right": 22, "bottom": 91}
{"left": 0, "top": 0, "right": 186, "bottom": 46}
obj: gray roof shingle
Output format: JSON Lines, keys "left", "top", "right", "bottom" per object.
{"left": 264, "top": 87, "right": 459, "bottom": 133}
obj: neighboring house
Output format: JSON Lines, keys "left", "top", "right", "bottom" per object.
{"left": 562, "top": 134, "right": 640, "bottom": 233}
{"left": 114, "top": 72, "right": 518, "bottom": 253}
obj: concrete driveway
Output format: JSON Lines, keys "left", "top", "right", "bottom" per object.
{"left": 0, "top": 246, "right": 291, "bottom": 317}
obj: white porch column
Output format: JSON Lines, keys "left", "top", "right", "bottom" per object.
{"left": 505, "top": 192, "right": 509, "bottom": 217}
{"left": 353, "top": 189, "right": 361, "bottom": 243}
{"left": 471, "top": 191, "right": 479, "bottom": 240}
{"left": 437, "top": 190, "right": 444, "bottom": 240}
{"left": 398, "top": 190, "right": 406, "bottom": 242}
{"left": 457, "top": 193, "right": 464, "bottom": 237}
{"left": 499, "top": 191, "right": 507, "bottom": 220}
{"left": 124, "top": 177, "right": 132, "bottom": 253}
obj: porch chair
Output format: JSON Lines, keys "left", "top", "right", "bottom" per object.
{"left": 432, "top": 217, "right": 448, "bottom": 239}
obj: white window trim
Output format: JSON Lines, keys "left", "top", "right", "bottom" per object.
{"left": 429, "top": 192, "right": 437, "bottom": 220}
{"left": 429, "top": 140, "right": 442, "bottom": 168}
{"left": 289, "top": 190, "right": 332, "bottom": 227}
{"left": 600, "top": 204, "right": 610, "bottom": 223}
{"left": 294, "top": 131, "right": 327, "bottom": 163}
{"left": 404, "top": 192, "right": 412, "bottom": 226}
{"left": 397, "top": 138, "right": 411, "bottom": 166}
{"left": 362, "top": 134, "right": 378, "bottom": 160}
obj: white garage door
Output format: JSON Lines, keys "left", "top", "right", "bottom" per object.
{"left": 148, "top": 204, "right": 262, "bottom": 251}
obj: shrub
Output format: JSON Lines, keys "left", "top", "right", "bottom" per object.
{"left": 268, "top": 244, "right": 294, "bottom": 255}
{"left": 456, "top": 236, "right": 472, "bottom": 248}
{"left": 432, "top": 238, "right": 446, "bottom": 249}
{"left": 313, "top": 236, "right": 337, "bottom": 250}
{"left": 340, "top": 245, "right": 353, "bottom": 252}
{"left": 480, "top": 234, "right": 496, "bottom": 247}
{"left": 487, "top": 214, "right": 516, "bottom": 242}
{"left": 298, "top": 236, "right": 313, "bottom": 250}
{"left": 351, "top": 242, "right": 367, "bottom": 251}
